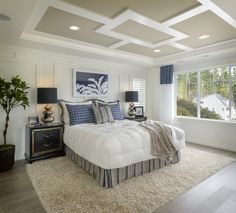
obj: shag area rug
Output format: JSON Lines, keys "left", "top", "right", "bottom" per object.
{"left": 27, "top": 144, "right": 236, "bottom": 213}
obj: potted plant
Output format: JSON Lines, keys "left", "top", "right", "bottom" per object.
{"left": 0, "top": 75, "right": 30, "bottom": 172}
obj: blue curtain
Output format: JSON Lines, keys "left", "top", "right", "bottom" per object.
{"left": 160, "top": 65, "right": 173, "bottom": 84}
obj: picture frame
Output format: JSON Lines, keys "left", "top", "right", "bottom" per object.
{"left": 134, "top": 106, "right": 144, "bottom": 117}
{"left": 28, "top": 116, "right": 39, "bottom": 125}
{"left": 73, "top": 69, "right": 108, "bottom": 97}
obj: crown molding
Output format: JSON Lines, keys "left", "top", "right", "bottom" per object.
{"left": 20, "top": 0, "right": 236, "bottom": 65}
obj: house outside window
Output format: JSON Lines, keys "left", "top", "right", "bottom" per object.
{"left": 176, "top": 65, "right": 236, "bottom": 121}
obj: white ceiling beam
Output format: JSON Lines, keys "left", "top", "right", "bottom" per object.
{"left": 21, "top": 31, "right": 154, "bottom": 65}
{"left": 162, "top": 5, "right": 209, "bottom": 27}
{"left": 169, "top": 42, "right": 193, "bottom": 51}
{"left": 197, "top": 0, "right": 236, "bottom": 28}
{"left": 51, "top": 0, "right": 111, "bottom": 24}
{"left": 108, "top": 41, "right": 129, "bottom": 49}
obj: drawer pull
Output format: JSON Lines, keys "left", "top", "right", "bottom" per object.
{"left": 43, "top": 143, "right": 53, "bottom": 147}
{"left": 44, "top": 134, "right": 53, "bottom": 138}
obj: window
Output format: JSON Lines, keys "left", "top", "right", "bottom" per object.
{"left": 176, "top": 65, "right": 236, "bottom": 121}
{"left": 177, "top": 72, "right": 198, "bottom": 117}
{"left": 232, "top": 66, "right": 236, "bottom": 120}
{"left": 132, "top": 78, "right": 146, "bottom": 110}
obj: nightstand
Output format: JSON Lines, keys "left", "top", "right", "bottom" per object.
{"left": 125, "top": 116, "right": 147, "bottom": 122}
{"left": 25, "top": 123, "right": 64, "bottom": 163}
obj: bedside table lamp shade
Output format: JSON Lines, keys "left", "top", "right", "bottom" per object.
{"left": 125, "top": 91, "right": 138, "bottom": 102}
{"left": 37, "top": 88, "right": 57, "bottom": 104}
{"left": 125, "top": 91, "right": 138, "bottom": 117}
{"left": 37, "top": 88, "right": 57, "bottom": 124}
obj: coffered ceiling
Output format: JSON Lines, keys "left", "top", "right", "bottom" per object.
{"left": 12, "top": 0, "right": 236, "bottom": 63}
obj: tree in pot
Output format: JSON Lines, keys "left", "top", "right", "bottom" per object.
{"left": 0, "top": 75, "right": 30, "bottom": 172}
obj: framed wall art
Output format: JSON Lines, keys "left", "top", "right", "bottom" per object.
{"left": 134, "top": 106, "right": 144, "bottom": 117}
{"left": 73, "top": 69, "right": 108, "bottom": 97}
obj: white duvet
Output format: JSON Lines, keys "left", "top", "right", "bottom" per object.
{"left": 64, "top": 120, "right": 185, "bottom": 169}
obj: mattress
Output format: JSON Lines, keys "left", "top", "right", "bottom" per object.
{"left": 63, "top": 120, "right": 185, "bottom": 169}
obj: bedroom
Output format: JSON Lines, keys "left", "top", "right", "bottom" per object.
{"left": 0, "top": 0, "right": 236, "bottom": 212}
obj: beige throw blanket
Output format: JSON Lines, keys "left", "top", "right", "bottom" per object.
{"left": 140, "top": 120, "right": 178, "bottom": 159}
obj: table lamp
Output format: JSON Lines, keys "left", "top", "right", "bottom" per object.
{"left": 37, "top": 88, "right": 57, "bottom": 124}
{"left": 125, "top": 91, "right": 138, "bottom": 117}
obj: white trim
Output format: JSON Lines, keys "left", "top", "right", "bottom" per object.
{"left": 197, "top": 0, "right": 236, "bottom": 28}
{"left": 51, "top": 0, "right": 111, "bottom": 24}
{"left": 162, "top": 5, "right": 209, "bottom": 27}
{"left": 21, "top": 0, "right": 236, "bottom": 63}
{"left": 176, "top": 64, "right": 236, "bottom": 122}
{"left": 175, "top": 115, "right": 236, "bottom": 125}
{"left": 197, "top": 71, "right": 201, "bottom": 118}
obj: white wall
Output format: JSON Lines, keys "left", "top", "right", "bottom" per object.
{"left": 0, "top": 45, "right": 149, "bottom": 160}
{"left": 148, "top": 54, "right": 236, "bottom": 152}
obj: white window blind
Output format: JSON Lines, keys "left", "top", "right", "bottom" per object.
{"left": 132, "top": 78, "right": 146, "bottom": 110}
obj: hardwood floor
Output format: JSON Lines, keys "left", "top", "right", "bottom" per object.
{"left": 0, "top": 160, "right": 236, "bottom": 213}
{"left": 0, "top": 160, "right": 46, "bottom": 213}
{"left": 155, "top": 162, "right": 236, "bottom": 213}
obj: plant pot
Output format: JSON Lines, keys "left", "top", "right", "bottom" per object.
{"left": 0, "top": 144, "right": 15, "bottom": 172}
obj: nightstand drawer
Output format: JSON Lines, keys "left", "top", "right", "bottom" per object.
{"left": 32, "top": 127, "right": 62, "bottom": 155}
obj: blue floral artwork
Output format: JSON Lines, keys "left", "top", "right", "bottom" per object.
{"left": 73, "top": 70, "right": 108, "bottom": 96}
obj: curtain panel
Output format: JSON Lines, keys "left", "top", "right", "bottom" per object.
{"left": 160, "top": 65, "right": 173, "bottom": 84}
{"left": 159, "top": 65, "right": 174, "bottom": 125}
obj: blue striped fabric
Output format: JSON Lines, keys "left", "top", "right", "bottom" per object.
{"left": 65, "top": 104, "right": 95, "bottom": 125}
{"left": 99, "top": 102, "right": 124, "bottom": 120}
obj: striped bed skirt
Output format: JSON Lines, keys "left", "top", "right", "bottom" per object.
{"left": 65, "top": 145, "right": 181, "bottom": 188}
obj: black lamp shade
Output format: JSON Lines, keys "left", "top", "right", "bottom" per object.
{"left": 37, "top": 88, "right": 58, "bottom": 104}
{"left": 125, "top": 91, "right": 138, "bottom": 102}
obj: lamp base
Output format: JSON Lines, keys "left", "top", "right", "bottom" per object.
{"left": 41, "top": 104, "right": 55, "bottom": 124}
{"left": 128, "top": 102, "right": 136, "bottom": 118}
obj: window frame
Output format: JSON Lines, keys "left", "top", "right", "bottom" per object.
{"left": 131, "top": 76, "right": 146, "bottom": 112}
{"left": 175, "top": 63, "right": 236, "bottom": 122}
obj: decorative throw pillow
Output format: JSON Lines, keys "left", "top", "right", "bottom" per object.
{"left": 58, "top": 100, "right": 93, "bottom": 125}
{"left": 98, "top": 101, "right": 124, "bottom": 120}
{"left": 92, "top": 105, "right": 114, "bottom": 124}
{"left": 65, "top": 104, "right": 95, "bottom": 125}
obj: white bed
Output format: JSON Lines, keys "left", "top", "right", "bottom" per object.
{"left": 64, "top": 119, "right": 185, "bottom": 170}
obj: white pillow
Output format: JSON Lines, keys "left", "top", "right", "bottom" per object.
{"left": 59, "top": 100, "right": 93, "bottom": 125}
{"left": 94, "top": 99, "right": 119, "bottom": 106}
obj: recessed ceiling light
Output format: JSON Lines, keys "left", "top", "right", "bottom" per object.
{"left": 154, "top": 49, "right": 161, "bottom": 53}
{"left": 198, "top": 35, "right": 210, "bottom": 40}
{"left": 69, "top": 26, "right": 79, "bottom": 31}
{"left": 0, "top": 13, "right": 11, "bottom": 21}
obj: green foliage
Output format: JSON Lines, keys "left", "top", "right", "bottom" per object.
{"left": 177, "top": 99, "right": 222, "bottom": 120}
{"left": 0, "top": 75, "right": 30, "bottom": 112}
{"left": 177, "top": 99, "right": 197, "bottom": 117}
{"left": 0, "top": 75, "right": 30, "bottom": 144}
{"left": 201, "top": 107, "right": 222, "bottom": 120}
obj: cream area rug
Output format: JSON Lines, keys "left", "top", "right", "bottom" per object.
{"left": 27, "top": 144, "right": 236, "bottom": 213}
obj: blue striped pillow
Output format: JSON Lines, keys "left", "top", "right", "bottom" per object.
{"left": 65, "top": 104, "right": 95, "bottom": 125}
{"left": 99, "top": 102, "right": 124, "bottom": 120}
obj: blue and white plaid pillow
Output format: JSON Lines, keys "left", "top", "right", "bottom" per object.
{"left": 65, "top": 104, "right": 95, "bottom": 125}
{"left": 98, "top": 101, "right": 124, "bottom": 120}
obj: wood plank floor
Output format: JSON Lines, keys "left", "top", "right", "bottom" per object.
{"left": 0, "top": 160, "right": 46, "bottom": 213}
{"left": 0, "top": 160, "right": 236, "bottom": 213}
{"left": 155, "top": 162, "right": 236, "bottom": 213}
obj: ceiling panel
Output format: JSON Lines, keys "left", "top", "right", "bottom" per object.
{"left": 172, "top": 11, "right": 236, "bottom": 48}
{"left": 35, "top": 7, "right": 120, "bottom": 47}
{"left": 63, "top": 0, "right": 200, "bottom": 22}
{"left": 117, "top": 43, "right": 183, "bottom": 58}
{"left": 212, "top": 0, "right": 236, "bottom": 20}
{"left": 113, "top": 20, "right": 173, "bottom": 43}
